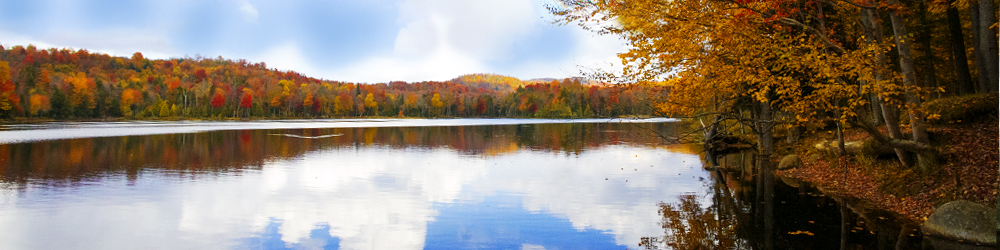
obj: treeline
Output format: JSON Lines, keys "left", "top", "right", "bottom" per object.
{"left": 0, "top": 46, "right": 656, "bottom": 120}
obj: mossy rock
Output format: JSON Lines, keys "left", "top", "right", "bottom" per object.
{"left": 814, "top": 139, "right": 895, "bottom": 157}
{"left": 923, "top": 93, "right": 999, "bottom": 125}
{"left": 777, "top": 154, "right": 802, "bottom": 170}
{"left": 921, "top": 200, "right": 996, "bottom": 247}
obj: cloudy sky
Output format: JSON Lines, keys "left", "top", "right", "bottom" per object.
{"left": 0, "top": 0, "right": 626, "bottom": 83}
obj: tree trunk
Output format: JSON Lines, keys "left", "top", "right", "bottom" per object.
{"left": 977, "top": 0, "right": 999, "bottom": 91}
{"left": 917, "top": 1, "right": 938, "bottom": 96}
{"left": 887, "top": 0, "right": 935, "bottom": 172}
{"left": 861, "top": 8, "right": 914, "bottom": 168}
{"left": 761, "top": 159, "right": 775, "bottom": 250}
{"left": 969, "top": 1, "right": 991, "bottom": 92}
{"left": 758, "top": 100, "right": 774, "bottom": 157}
{"left": 946, "top": 4, "right": 976, "bottom": 95}
{"left": 868, "top": 90, "right": 885, "bottom": 125}
{"left": 837, "top": 121, "right": 847, "bottom": 156}
{"left": 840, "top": 203, "right": 850, "bottom": 250}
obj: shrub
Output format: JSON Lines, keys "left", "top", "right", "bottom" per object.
{"left": 923, "top": 93, "right": 998, "bottom": 125}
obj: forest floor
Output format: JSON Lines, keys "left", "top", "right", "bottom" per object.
{"left": 776, "top": 118, "right": 998, "bottom": 223}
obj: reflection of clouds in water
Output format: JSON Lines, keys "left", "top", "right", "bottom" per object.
{"left": 475, "top": 146, "right": 708, "bottom": 247}
{"left": 0, "top": 145, "right": 706, "bottom": 249}
{"left": 0, "top": 186, "right": 16, "bottom": 207}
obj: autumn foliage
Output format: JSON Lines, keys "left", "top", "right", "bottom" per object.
{"left": 0, "top": 46, "right": 653, "bottom": 119}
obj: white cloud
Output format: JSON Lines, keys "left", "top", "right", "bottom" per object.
{"left": 316, "top": 0, "right": 627, "bottom": 82}
{"left": 498, "top": 23, "right": 628, "bottom": 80}
{"left": 328, "top": 46, "right": 485, "bottom": 83}
{"left": 312, "top": 0, "right": 540, "bottom": 82}
{"left": 237, "top": 0, "right": 259, "bottom": 22}
{"left": 522, "top": 243, "right": 547, "bottom": 250}
{"left": 0, "top": 0, "right": 628, "bottom": 83}
{"left": 395, "top": 0, "right": 536, "bottom": 60}
{"left": 255, "top": 42, "right": 319, "bottom": 75}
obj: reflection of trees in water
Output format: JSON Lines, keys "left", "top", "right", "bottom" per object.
{"left": 642, "top": 153, "right": 928, "bottom": 250}
{"left": 0, "top": 122, "right": 681, "bottom": 181}
{"left": 639, "top": 194, "right": 750, "bottom": 250}
{"left": 639, "top": 164, "right": 762, "bottom": 250}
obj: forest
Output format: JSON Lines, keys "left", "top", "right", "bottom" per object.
{"left": 551, "top": 0, "right": 999, "bottom": 237}
{"left": 0, "top": 46, "right": 657, "bottom": 120}
{"left": 552, "top": 0, "right": 997, "bottom": 167}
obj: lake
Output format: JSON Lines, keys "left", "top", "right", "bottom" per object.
{"left": 0, "top": 119, "right": 921, "bottom": 249}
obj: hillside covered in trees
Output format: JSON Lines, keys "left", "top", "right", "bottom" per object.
{"left": 0, "top": 45, "right": 657, "bottom": 120}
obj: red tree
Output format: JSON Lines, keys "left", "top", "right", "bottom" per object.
{"left": 312, "top": 98, "right": 321, "bottom": 113}
{"left": 475, "top": 99, "right": 486, "bottom": 115}
{"left": 211, "top": 91, "right": 225, "bottom": 108}
{"left": 195, "top": 69, "right": 208, "bottom": 82}
{"left": 240, "top": 91, "right": 253, "bottom": 109}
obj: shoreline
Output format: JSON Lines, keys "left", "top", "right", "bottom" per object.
{"left": 775, "top": 119, "right": 998, "bottom": 225}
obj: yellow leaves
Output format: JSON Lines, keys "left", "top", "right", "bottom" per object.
{"left": 0, "top": 61, "right": 10, "bottom": 83}
{"left": 430, "top": 93, "right": 444, "bottom": 108}
{"left": 787, "top": 230, "right": 815, "bottom": 236}
{"left": 363, "top": 93, "right": 377, "bottom": 109}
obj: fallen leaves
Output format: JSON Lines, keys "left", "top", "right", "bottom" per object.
{"left": 778, "top": 118, "right": 998, "bottom": 223}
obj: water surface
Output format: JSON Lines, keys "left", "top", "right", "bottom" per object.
{"left": 0, "top": 119, "right": 922, "bottom": 249}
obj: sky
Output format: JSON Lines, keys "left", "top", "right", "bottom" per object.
{"left": 0, "top": 0, "right": 627, "bottom": 83}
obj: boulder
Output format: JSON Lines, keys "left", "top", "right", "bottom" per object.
{"left": 777, "top": 175, "right": 802, "bottom": 188}
{"left": 777, "top": 154, "right": 802, "bottom": 170}
{"left": 813, "top": 139, "right": 895, "bottom": 157}
{"left": 921, "top": 200, "right": 996, "bottom": 247}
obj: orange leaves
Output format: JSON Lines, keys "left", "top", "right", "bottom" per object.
{"left": 210, "top": 89, "right": 225, "bottom": 108}
{"left": 0, "top": 61, "right": 19, "bottom": 114}
{"left": 120, "top": 89, "right": 142, "bottom": 107}
{"left": 65, "top": 72, "right": 97, "bottom": 109}
{"left": 28, "top": 94, "right": 50, "bottom": 115}
{"left": 302, "top": 93, "right": 314, "bottom": 108}
{"left": 167, "top": 78, "right": 181, "bottom": 93}
{"left": 334, "top": 92, "right": 353, "bottom": 115}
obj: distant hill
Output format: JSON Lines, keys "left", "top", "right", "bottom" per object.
{"left": 451, "top": 74, "right": 606, "bottom": 92}
{"left": 450, "top": 73, "right": 525, "bottom": 91}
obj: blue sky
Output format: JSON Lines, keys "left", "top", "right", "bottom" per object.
{"left": 0, "top": 0, "right": 626, "bottom": 83}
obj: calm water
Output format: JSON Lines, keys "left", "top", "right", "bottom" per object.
{"left": 0, "top": 119, "right": 922, "bottom": 250}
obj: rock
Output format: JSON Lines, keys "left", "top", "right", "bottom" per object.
{"left": 921, "top": 200, "right": 997, "bottom": 247}
{"left": 813, "top": 139, "right": 895, "bottom": 157}
{"left": 777, "top": 175, "right": 801, "bottom": 188}
{"left": 777, "top": 154, "right": 802, "bottom": 170}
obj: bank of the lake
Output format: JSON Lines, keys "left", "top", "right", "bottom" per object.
{"left": 775, "top": 118, "right": 998, "bottom": 233}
